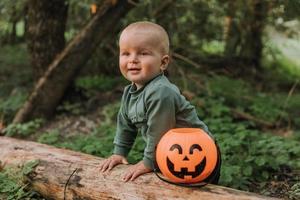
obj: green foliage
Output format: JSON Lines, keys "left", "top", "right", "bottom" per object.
{"left": 289, "top": 183, "right": 300, "bottom": 200}
{"left": 0, "top": 89, "right": 28, "bottom": 123}
{"left": 207, "top": 75, "right": 253, "bottom": 105}
{"left": 22, "top": 160, "right": 40, "bottom": 176}
{"left": 0, "top": 0, "right": 27, "bottom": 39}
{"left": 127, "top": 135, "right": 146, "bottom": 163}
{"left": 0, "top": 172, "right": 30, "bottom": 200}
{"left": 216, "top": 129, "right": 300, "bottom": 190}
{"left": 4, "top": 119, "right": 43, "bottom": 137}
{"left": 57, "top": 102, "right": 84, "bottom": 115}
{"left": 55, "top": 126, "right": 115, "bottom": 157}
{"left": 263, "top": 38, "right": 300, "bottom": 81}
{"left": 249, "top": 94, "right": 284, "bottom": 123}
{"left": 37, "top": 102, "right": 145, "bottom": 163}
{"left": 0, "top": 44, "right": 29, "bottom": 69}
{"left": 190, "top": 75, "right": 300, "bottom": 192}
{"left": 100, "top": 102, "right": 120, "bottom": 125}
{"left": 205, "top": 75, "right": 299, "bottom": 127}
{"left": 0, "top": 44, "right": 31, "bottom": 123}
{"left": 286, "top": 93, "right": 300, "bottom": 126}
{"left": 37, "top": 129, "right": 60, "bottom": 145}
{"left": 38, "top": 103, "right": 120, "bottom": 158}
{"left": 202, "top": 40, "right": 225, "bottom": 54}
{"left": 0, "top": 160, "right": 43, "bottom": 200}
{"left": 75, "top": 75, "right": 121, "bottom": 97}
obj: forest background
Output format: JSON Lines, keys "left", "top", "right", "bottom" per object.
{"left": 0, "top": 0, "right": 299, "bottom": 199}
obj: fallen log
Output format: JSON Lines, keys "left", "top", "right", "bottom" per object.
{"left": 0, "top": 136, "right": 278, "bottom": 200}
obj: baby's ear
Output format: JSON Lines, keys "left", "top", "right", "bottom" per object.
{"left": 160, "top": 55, "right": 170, "bottom": 71}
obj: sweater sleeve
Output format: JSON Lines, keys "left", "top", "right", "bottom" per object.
{"left": 142, "top": 85, "right": 177, "bottom": 169}
{"left": 113, "top": 90, "right": 137, "bottom": 157}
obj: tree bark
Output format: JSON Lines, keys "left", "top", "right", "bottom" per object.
{"left": 13, "top": 0, "right": 135, "bottom": 123}
{"left": 0, "top": 136, "right": 279, "bottom": 200}
{"left": 239, "top": 0, "right": 269, "bottom": 69}
{"left": 26, "top": 0, "right": 68, "bottom": 81}
{"left": 223, "top": 1, "right": 240, "bottom": 57}
{"left": 9, "top": 4, "right": 18, "bottom": 44}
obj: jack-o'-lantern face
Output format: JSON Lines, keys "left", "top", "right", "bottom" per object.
{"left": 156, "top": 128, "right": 218, "bottom": 183}
{"left": 167, "top": 143, "right": 206, "bottom": 180}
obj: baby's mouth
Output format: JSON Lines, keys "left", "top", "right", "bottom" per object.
{"left": 128, "top": 68, "right": 141, "bottom": 73}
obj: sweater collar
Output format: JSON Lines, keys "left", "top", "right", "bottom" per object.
{"left": 129, "top": 73, "right": 164, "bottom": 94}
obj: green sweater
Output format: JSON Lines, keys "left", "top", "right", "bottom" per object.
{"left": 113, "top": 74, "right": 210, "bottom": 169}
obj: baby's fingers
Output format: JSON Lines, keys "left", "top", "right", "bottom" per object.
{"left": 99, "top": 159, "right": 110, "bottom": 172}
{"left": 108, "top": 159, "right": 121, "bottom": 171}
{"left": 129, "top": 171, "right": 140, "bottom": 181}
{"left": 123, "top": 171, "right": 133, "bottom": 182}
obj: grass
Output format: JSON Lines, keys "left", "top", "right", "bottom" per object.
{"left": 0, "top": 160, "right": 43, "bottom": 200}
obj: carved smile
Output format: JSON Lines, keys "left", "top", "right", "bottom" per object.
{"left": 166, "top": 157, "right": 206, "bottom": 179}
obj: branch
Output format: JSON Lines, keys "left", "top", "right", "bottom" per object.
{"left": 231, "top": 108, "right": 274, "bottom": 128}
{"left": 172, "top": 52, "right": 203, "bottom": 70}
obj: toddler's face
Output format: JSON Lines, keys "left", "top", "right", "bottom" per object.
{"left": 119, "top": 30, "right": 168, "bottom": 89}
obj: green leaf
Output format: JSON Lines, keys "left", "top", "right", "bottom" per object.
{"left": 243, "top": 166, "right": 253, "bottom": 176}
{"left": 22, "top": 160, "right": 39, "bottom": 175}
{"left": 262, "top": 171, "right": 269, "bottom": 179}
{"left": 255, "top": 157, "right": 266, "bottom": 166}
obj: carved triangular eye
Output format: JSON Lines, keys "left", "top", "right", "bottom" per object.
{"left": 170, "top": 144, "right": 182, "bottom": 154}
{"left": 189, "top": 144, "right": 202, "bottom": 154}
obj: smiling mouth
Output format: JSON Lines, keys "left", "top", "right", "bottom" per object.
{"left": 166, "top": 157, "right": 206, "bottom": 179}
{"left": 128, "top": 68, "right": 141, "bottom": 71}
{"left": 128, "top": 68, "right": 141, "bottom": 73}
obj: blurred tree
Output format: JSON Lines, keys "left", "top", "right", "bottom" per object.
{"left": 13, "top": 0, "right": 136, "bottom": 123}
{"left": 238, "top": 0, "right": 269, "bottom": 69}
{"left": 270, "top": 0, "right": 300, "bottom": 22}
{"left": 223, "top": 0, "right": 240, "bottom": 57}
{"left": 0, "top": 0, "right": 27, "bottom": 44}
{"left": 26, "top": 0, "right": 68, "bottom": 82}
{"left": 8, "top": 3, "right": 18, "bottom": 44}
{"left": 222, "top": 0, "right": 270, "bottom": 72}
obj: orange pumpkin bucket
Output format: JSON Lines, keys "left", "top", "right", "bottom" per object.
{"left": 155, "top": 128, "right": 220, "bottom": 184}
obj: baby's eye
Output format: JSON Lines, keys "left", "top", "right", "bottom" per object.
{"left": 140, "top": 51, "right": 150, "bottom": 56}
{"left": 120, "top": 52, "right": 129, "bottom": 56}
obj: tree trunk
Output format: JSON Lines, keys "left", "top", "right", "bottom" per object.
{"left": 223, "top": 1, "right": 240, "bottom": 57}
{"left": 0, "top": 136, "right": 278, "bottom": 200}
{"left": 9, "top": 4, "right": 18, "bottom": 44}
{"left": 13, "top": 0, "right": 135, "bottom": 124}
{"left": 239, "top": 0, "right": 269, "bottom": 69}
{"left": 26, "top": 0, "right": 68, "bottom": 81}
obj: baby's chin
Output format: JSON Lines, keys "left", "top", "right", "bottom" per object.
{"left": 126, "top": 74, "right": 160, "bottom": 88}
{"left": 126, "top": 76, "right": 146, "bottom": 84}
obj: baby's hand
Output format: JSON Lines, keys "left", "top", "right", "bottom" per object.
{"left": 123, "top": 160, "right": 152, "bottom": 182}
{"left": 99, "top": 154, "right": 128, "bottom": 173}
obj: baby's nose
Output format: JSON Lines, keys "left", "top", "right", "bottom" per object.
{"left": 129, "top": 54, "right": 139, "bottom": 63}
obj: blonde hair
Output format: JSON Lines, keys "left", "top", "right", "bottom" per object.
{"left": 120, "top": 21, "right": 170, "bottom": 55}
